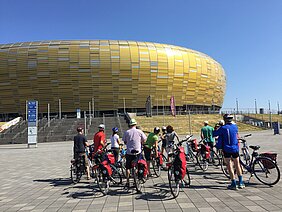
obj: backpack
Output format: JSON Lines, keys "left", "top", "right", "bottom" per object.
{"left": 137, "top": 159, "right": 148, "bottom": 179}
{"left": 100, "top": 160, "right": 112, "bottom": 177}
{"left": 173, "top": 147, "right": 187, "bottom": 180}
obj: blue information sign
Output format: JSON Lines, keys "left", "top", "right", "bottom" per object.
{"left": 28, "top": 101, "right": 37, "bottom": 125}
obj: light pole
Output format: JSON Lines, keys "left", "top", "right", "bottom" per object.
{"left": 278, "top": 101, "right": 280, "bottom": 115}
{"left": 47, "top": 103, "right": 50, "bottom": 127}
{"left": 92, "top": 97, "right": 95, "bottom": 118}
{"left": 123, "top": 98, "right": 126, "bottom": 114}
{"left": 269, "top": 100, "right": 272, "bottom": 128}
{"left": 255, "top": 99, "right": 257, "bottom": 114}
{"left": 58, "top": 98, "right": 61, "bottom": 119}
{"left": 236, "top": 98, "right": 239, "bottom": 114}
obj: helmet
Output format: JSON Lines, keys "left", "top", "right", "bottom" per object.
{"left": 98, "top": 124, "right": 105, "bottom": 129}
{"left": 154, "top": 127, "right": 160, "bottom": 134}
{"left": 162, "top": 126, "right": 166, "bottom": 130}
{"left": 219, "top": 120, "right": 225, "bottom": 125}
{"left": 223, "top": 114, "right": 233, "bottom": 123}
{"left": 77, "top": 127, "right": 83, "bottom": 132}
{"left": 112, "top": 127, "right": 118, "bottom": 132}
{"left": 129, "top": 118, "right": 137, "bottom": 126}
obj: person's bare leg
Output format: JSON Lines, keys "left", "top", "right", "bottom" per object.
{"left": 86, "top": 166, "right": 90, "bottom": 179}
{"left": 225, "top": 157, "right": 235, "bottom": 180}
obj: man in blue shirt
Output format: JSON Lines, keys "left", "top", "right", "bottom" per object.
{"left": 213, "top": 114, "right": 244, "bottom": 190}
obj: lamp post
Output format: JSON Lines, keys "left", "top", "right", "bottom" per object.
{"left": 236, "top": 98, "right": 239, "bottom": 114}
{"left": 58, "top": 98, "right": 61, "bottom": 119}
{"left": 278, "top": 101, "right": 280, "bottom": 115}
{"left": 123, "top": 98, "right": 126, "bottom": 114}
{"left": 269, "top": 100, "right": 272, "bottom": 129}
{"left": 255, "top": 99, "right": 257, "bottom": 114}
{"left": 47, "top": 103, "right": 50, "bottom": 127}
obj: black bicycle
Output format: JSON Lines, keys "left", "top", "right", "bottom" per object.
{"left": 221, "top": 141, "right": 280, "bottom": 186}
{"left": 70, "top": 154, "right": 86, "bottom": 184}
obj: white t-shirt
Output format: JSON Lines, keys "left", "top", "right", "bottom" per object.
{"left": 110, "top": 134, "right": 120, "bottom": 148}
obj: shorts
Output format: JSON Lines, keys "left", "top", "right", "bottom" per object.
{"left": 125, "top": 154, "right": 139, "bottom": 169}
{"left": 111, "top": 147, "right": 120, "bottom": 163}
{"left": 144, "top": 146, "right": 152, "bottom": 161}
{"left": 161, "top": 139, "right": 167, "bottom": 148}
{"left": 74, "top": 152, "right": 89, "bottom": 166}
{"left": 223, "top": 151, "right": 239, "bottom": 159}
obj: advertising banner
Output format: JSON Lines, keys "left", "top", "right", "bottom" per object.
{"left": 170, "top": 96, "right": 176, "bottom": 116}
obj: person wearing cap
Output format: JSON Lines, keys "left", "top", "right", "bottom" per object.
{"left": 93, "top": 124, "right": 106, "bottom": 154}
{"left": 110, "top": 127, "right": 120, "bottom": 163}
{"left": 73, "top": 127, "right": 90, "bottom": 179}
{"left": 122, "top": 118, "right": 147, "bottom": 188}
{"left": 213, "top": 114, "right": 245, "bottom": 190}
{"left": 201, "top": 121, "right": 215, "bottom": 148}
{"left": 144, "top": 127, "right": 160, "bottom": 176}
{"left": 161, "top": 126, "right": 167, "bottom": 156}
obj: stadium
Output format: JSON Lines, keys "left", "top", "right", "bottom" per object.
{"left": 0, "top": 40, "right": 226, "bottom": 117}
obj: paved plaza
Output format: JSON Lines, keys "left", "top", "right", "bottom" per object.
{"left": 0, "top": 130, "right": 282, "bottom": 212}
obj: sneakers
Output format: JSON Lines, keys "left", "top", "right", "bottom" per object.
{"left": 227, "top": 184, "right": 238, "bottom": 190}
{"left": 238, "top": 183, "right": 245, "bottom": 189}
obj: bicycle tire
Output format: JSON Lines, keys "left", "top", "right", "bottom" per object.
{"left": 110, "top": 164, "right": 122, "bottom": 185}
{"left": 240, "top": 148, "right": 251, "bottom": 167}
{"left": 132, "top": 166, "right": 142, "bottom": 193}
{"left": 182, "top": 167, "right": 191, "bottom": 187}
{"left": 168, "top": 166, "right": 180, "bottom": 198}
{"left": 95, "top": 168, "right": 110, "bottom": 195}
{"left": 186, "top": 150, "right": 198, "bottom": 164}
{"left": 196, "top": 152, "right": 208, "bottom": 171}
{"left": 152, "top": 157, "right": 161, "bottom": 177}
{"left": 70, "top": 164, "right": 78, "bottom": 183}
{"left": 253, "top": 156, "right": 280, "bottom": 186}
{"left": 210, "top": 150, "right": 220, "bottom": 167}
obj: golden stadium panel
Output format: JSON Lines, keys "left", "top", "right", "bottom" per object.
{"left": 0, "top": 40, "right": 226, "bottom": 114}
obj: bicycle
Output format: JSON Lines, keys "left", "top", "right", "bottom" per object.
{"left": 221, "top": 141, "right": 280, "bottom": 186}
{"left": 91, "top": 143, "right": 122, "bottom": 195}
{"left": 167, "top": 136, "right": 191, "bottom": 198}
{"left": 70, "top": 153, "right": 86, "bottom": 184}
{"left": 127, "top": 149, "right": 147, "bottom": 193}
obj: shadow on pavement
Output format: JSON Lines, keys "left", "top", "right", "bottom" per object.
{"left": 34, "top": 178, "right": 74, "bottom": 186}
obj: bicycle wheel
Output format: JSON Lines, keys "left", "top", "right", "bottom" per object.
{"left": 196, "top": 152, "right": 208, "bottom": 171}
{"left": 210, "top": 150, "right": 220, "bottom": 167}
{"left": 186, "top": 150, "right": 197, "bottom": 164}
{"left": 168, "top": 166, "right": 180, "bottom": 198}
{"left": 132, "top": 167, "right": 142, "bottom": 193}
{"left": 110, "top": 164, "right": 122, "bottom": 185}
{"left": 95, "top": 168, "right": 110, "bottom": 195}
{"left": 152, "top": 157, "right": 161, "bottom": 177}
{"left": 253, "top": 157, "right": 280, "bottom": 186}
{"left": 182, "top": 167, "right": 191, "bottom": 187}
{"left": 240, "top": 148, "right": 251, "bottom": 167}
{"left": 71, "top": 163, "right": 82, "bottom": 183}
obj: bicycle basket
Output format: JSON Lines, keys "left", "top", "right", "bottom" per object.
{"left": 260, "top": 152, "right": 277, "bottom": 169}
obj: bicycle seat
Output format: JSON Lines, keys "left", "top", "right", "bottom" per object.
{"left": 131, "top": 149, "right": 139, "bottom": 154}
{"left": 249, "top": 145, "right": 260, "bottom": 150}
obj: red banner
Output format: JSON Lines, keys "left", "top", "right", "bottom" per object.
{"left": 170, "top": 96, "right": 176, "bottom": 116}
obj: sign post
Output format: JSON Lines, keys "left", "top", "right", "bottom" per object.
{"left": 27, "top": 100, "right": 38, "bottom": 148}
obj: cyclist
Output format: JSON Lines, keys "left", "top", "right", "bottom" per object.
{"left": 213, "top": 114, "right": 245, "bottom": 190}
{"left": 201, "top": 121, "right": 215, "bottom": 149}
{"left": 165, "top": 125, "right": 180, "bottom": 157}
{"left": 161, "top": 126, "right": 167, "bottom": 156}
{"left": 144, "top": 127, "right": 160, "bottom": 176}
{"left": 110, "top": 127, "right": 120, "bottom": 163}
{"left": 73, "top": 127, "right": 90, "bottom": 179}
{"left": 122, "top": 118, "right": 147, "bottom": 188}
{"left": 93, "top": 124, "right": 106, "bottom": 154}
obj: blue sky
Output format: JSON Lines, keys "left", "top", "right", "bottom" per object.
{"left": 1, "top": 0, "right": 281, "bottom": 111}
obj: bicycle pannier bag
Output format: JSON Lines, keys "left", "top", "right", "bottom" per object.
{"left": 173, "top": 147, "right": 187, "bottom": 180}
{"left": 200, "top": 144, "right": 210, "bottom": 159}
{"left": 106, "top": 153, "right": 115, "bottom": 165}
{"left": 157, "top": 152, "right": 163, "bottom": 165}
{"left": 100, "top": 160, "right": 112, "bottom": 176}
{"left": 137, "top": 159, "right": 148, "bottom": 178}
{"left": 260, "top": 152, "right": 277, "bottom": 169}
{"left": 191, "top": 139, "right": 198, "bottom": 151}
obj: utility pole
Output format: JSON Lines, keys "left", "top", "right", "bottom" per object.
{"left": 255, "top": 99, "right": 257, "bottom": 114}
{"left": 58, "top": 98, "right": 61, "bottom": 119}
{"left": 47, "top": 103, "right": 50, "bottom": 127}
{"left": 236, "top": 98, "right": 239, "bottom": 114}
{"left": 269, "top": 100, "right": 272, "bottom": 128}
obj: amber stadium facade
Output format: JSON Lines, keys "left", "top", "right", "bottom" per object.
{"left": 0, "top": 40, "right": 226, "bottom": 116}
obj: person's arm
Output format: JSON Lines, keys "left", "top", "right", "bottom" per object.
{"left": 141, "top": 131, "right": 147, "bottom": 145}
{"left": 175, "top": 132, "right": 180, "bottom": 142}
{"left": 154, "top": 138, "right": 158, "bottom": 157}
{"left": 201, "top": 128, "right": 204, "bottom": 140}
